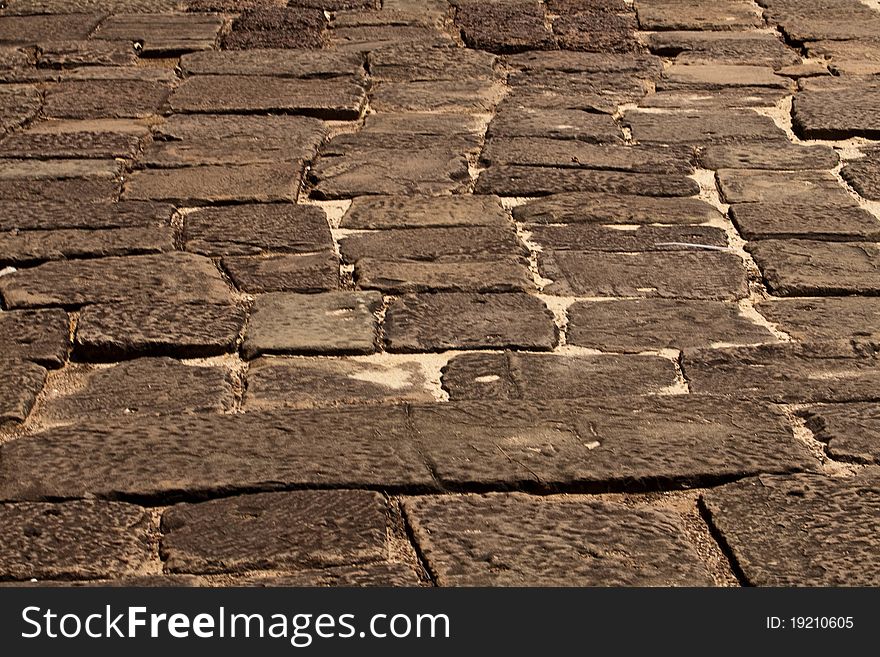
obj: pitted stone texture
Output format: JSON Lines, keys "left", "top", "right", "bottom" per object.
{"left": 567, "top": 299, "right": 774, "bottom": 352}
{"left": 541, "top": 251, "right": 749, "bottom": 300}
{"left": 179, "top": 48, "right": 363, "bottom": 78}
{"left": 626, "top": 110, "right": 786, "bottom": 144}
{"left": 514, "top": 193, "right": 724, "bottom": 225}
{"left": 409, "top": 396, "right": 816, "bottom": 491}
{"left": 222, "top": 7, "right": 326, "bottom": 50}
{"left": 0, "top": 226, "right": 174, "bottom": 266}
{"left": 699, "top": 142, "right": 838, "bottom": 171}
{"left": 384, "top": 293, "right": 557, "bottom": 353}
{"left": 94, "top": 13, "right": 222, "bottom": 55}
{"left": 441, "top": 352, "right": 676, "bottom": 401}
{"left": 41, "top": 357, "right": 234, "bottom": 421}
{"left": 748, "top": 240, "right": 880, "bottom": 296}
{"left": 341, "top": 195, "right": 508, "bottom": 229}
{"left": 124, "top": 164, "right": 303, "bottom": 204}
{"left": 0, "top": 309, "right": 69, "bottom": 367}
{"left": 0, "top": 200, "right": 174, "bottom": 231}
{"left": 683, "top": 342, "right": 880, "bottom": 403}
{"left": 0, "top": 253, "right": 233, "bottom": 309}
{"left": 355, "top": 258, "right": 534, "bottom": 294}
{"left": 487, "top": 107, "right": 623, "bottom": 143}
{"left": 635, "top": 0, "right": 761, "bottom": 31}
{"left": 757, "top": 297, "right": 880, "bottom": 343}
{"left": 223, "top": 253, "right": 339, "bottom": 294}
{"left": 0, "top": 158, "right": 122, "bottom": 202}
{"left": 75, "top": 301, "right": 245, "bottom": 361}
{"left": 0, "top": 359, "right": 47, "bottom": 426}
{"left": 551, "top": 11, "right": 639, "bottom": 54}
{"left": 529, "top": 224, "right": 728, "bottom": 252}
{"left": 170, "top": 76, "right": 365, "bottom": 120}
{"left": 793, "top": 78, "right": 880, "bottom": 140}
{"left": 371, "top": 80, "right": 504, "bottom": 113}
{"left": 648, "top": 31, "right": 800, "bottom": 69}
{"left": 454, "top": 0, "right": 554, "bottom": 54}
{"left": 0, "top": 13, "right": 103, "bottom": 44}
{"left": 0, "top": 85, "right": 41, "bottom": 133}
{"left": 245, "top": 356, "right": 432, "bottom": 410}
{"left": 36, "top": 40, "right": 138, "bottom": 68}
{"left": 475, "top": 166, "right": 699, "bottom": 197}
{"left": 43, "top": 80, "right": 171, "bottom": 119}
{"left": 339, "top": 226, "right": 526, "bottom": 263}
{"left": 250, "top": 563, "right": 420, "bottom": 587}
{"left": 161, "top": 490, "right": 387, "bottom": 574}
{"left": 802, "top": 404, "right": 880, "bottom": 465}
{"left": 4, "top": 0, "right": 185, "bottom": 11}
{"left": 701, "top": 473, "right": 880, "bottom": 586}
{"left": 730, "top": 202, "right": 880, "bottom": 241}
{"left": 0, "top": 119, "right": 147, "bottom": 160}
{"left": 0, "top": 405, "right": 434, "bottom": 501}
{"left": 0, "top": 500, "right": 151, "bottom": 581}
{"left": 368, "top": 45, "right": 498, "bottom": 81}
{"left": 717, "top": 169, "right": 844, "bottom": 204}
{"left": 185, "top": 204, "right": 331, "bottom": 256}
{"left": 841, "top": 156, "right": 880, "bottom": 202}
{"left": 243, "top": 291, "right": 382, "bottom": 358}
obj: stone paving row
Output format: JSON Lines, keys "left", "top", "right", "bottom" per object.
{"left": 2, "top": 0, "right": 880, "bottom": 587}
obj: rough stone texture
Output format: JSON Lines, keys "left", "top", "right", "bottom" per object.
{"left": 841, "top": 156, "right": 880, "bottom": 201}
{"left": 757, "top": 297, "right": 880, "bottom": 343}
{"left": 0, "top": 84, "right": 41, "bottom": 132}
{"left": 730, "top": 201, "right": 880, "bottom": 241}
{"left": 0, "top": 226, "right": 174, "bottom": 265}
{"left": 94, "top": 13, "right": 222, "bottom": 55}
{"left": 384, "top": 293, "right": 558, "bottom": 353}
{"left": 441, "top": 352, "right": 677, "bottom": 401}
{"left": 648, "top": 30, "right": 800, "bottom": 69}
{"left": 802, "top": 403, "right": 880, "bottom": 465}
{"left": 0, "top": 158, "right": 122, "bottom": 202}
{"left": 475, "top": 166, "right": 700, "bottom": 197}
{"left": 529, "top": 224, "right": 728, "bottom": 252}
{"left": 370, "top": 80, "right": 504, "bottom": 113}
{"left": 455, "top": 0, "right": 555, "bottom": 54}
{"left": 659, "top": 64, "right": 791, "bottom": 90}
{"left": 339, "top": 226, "right": 526, "bottom": 263}
{"left": 242, "top": 291, "right": 382, "bottom": 358}
{"left": 0, "top": 358, "right": 47, "bottom": 426}
{"left": 793, "top": 78, "right": 880, "bottom": 140}
{"left": 487, "top": 107, "right": 623, "bottom": 143}
{"left": 222, "top": 253, "right": 340, "bottom": 294}
{"left": 699, "top": 142, "right": 838, "bottom": 170}
{"left": 635, "top": 0, "right": 761, "bottom": 31}
{"left": 37, "top": 40, "right": 138, "bottom": 68}
{"left": 716, "top": 169, "right": 844, "bottom": 204}
{"left": 0, "top": 500, "right": 151, "bottom": 581}
{"left": 43, "top": 80, "right": 171, "bottom": 119}
{"left": 748, "top": 240, "right": 880, "bottom": 296}
{"left": 341, "top": 194, "right": 508, "bottom": 229}
{"left": 179, "top": 48, "right": 363, "bottom": 78}
{"left": 701, "top": 473, "right": 880, "bottom": 586}
{"left": 222, "top": 7, "right": 327, "bottom": 50}
{"left": 0, "top": 120, "right": 146, "bottom": 159}
{"left": 245, "top": 356, "right": 432, "bottom": 410}
{"left": 0, "top": 200, "right": 175, "bottom": 231}
{"left": 625, "top": 110, "right": 786, "bottom": 144}
{"left": 683, "top": 342, "right": 880, "bottom": 403}
{"left": 639, "top": 86, "right": 788, "bottom": 110}
{"left": 513, "top": 193, "right": 724, "bottom": 225}
{"left": 0, "top": 308, "right": 69, "bottom": 367}
{"left": 567, "top": 299, "right": 775, "bottom": 352}
{"left": 355, "top": 258, "right": 534, "bottom": 294}
{"left": 368, "top": 44, "right": 498, "bottom": 81}
{"left": 0, "top": 13, "right": 103, "bottom": 44}
{"left": 406, "top": 494, "right": 711, "bottom": 586}
{"left": 161, "top": 490, "right": 387, "bottom": 574}
{"left": 75, "top": 301, "right": 246, "bottom": 361}
{"left": 249, "top": 563, "right": 420, "bottom": 587}
{"left": 541, "top": 251, "right": 749, "bottom": 300}
{"left": 552, "top": 11, "right": 640, "bottom": 54}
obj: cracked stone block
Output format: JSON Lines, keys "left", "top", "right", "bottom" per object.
{"left": 475, "top": 166, "right": 699, "bottom": 197}
{"left": 43, "top": 80, "right": 171, "bottom": 119}
{"left": 487, "top": 107, "right": 622, "bottom": 143}
{"left": 405, "top": 494, "right": 711, "bottom": 586}
{"left": 355, "top": 258, "right": 534, "bottom": 294}
{"left": 541, "top": 251, "right": 749, "bottom": 300}
{"left": 757, "top": 297, "right": 880, "bottom": 343}
{"left": 513, "top": 193, "right": 724, "bottom": 225}
{"left": 625, "top": 109, "right": 786, "bottom": 144}
{"left": 567, "top": 299, "right": 775, "bottom": 352}
{"left": 161, "top": 490, "right": 388, "bottom": 574}
{"left": 179, "top": 49, "right": 363, "bottom": 78}
{"left": 370, "top": 80, "right": 504, "bottom": 113}
{"left": 75, "top": 301, "right": 246, "bottom": 360}
{"left": 37, "top": 40, "right": 139, "bottom": 68}
{"left": 0, "top": 500, "right": 151, "bottom": 581}
{"left": 701, "top": 472, "right": 880, "bottom": 586}
{"left": 384, "top": 293, "right": 557, "bottom": 353}
{"left": 648, "top": 31, "right": 800, "bottom": 69}
{"left": 339, "top": 226, "right": 526, "bottom": 263}
{"left": 0, "top": 226, "right": 174, "bottom": 266}
{"left": 368, "top": 44, "right": 498, "bottom": 81}
{"left": 222, "top": 7, "right": 326, "bottom": 50}
{"left": 716, "top": 169, "right": 844, "bottom": 204}
{"left": 454, "top": 0, "right": 554, "bottom": 54}
{"left": 441, "top": 352, "right": 677, "bottom": 401}
{"left": 635, "top": 0, "right": 761, "bottom": 31}
{"left": 0, "top": 359, "right": 47, "bottom": 426}
{"left": 801, "top": 403, "right": 880, "bottom": 465}
{"left": 528, "top": 224, "right": 728, "bottom": 252}
{"left": 730, "top": 201, "right": 880, "bottom": 241}
{"left": 244, "top": 356, "right": 433, "bottom": 410}
{"left": 793, "top": 78, "right": 880, "bottom": 140}
{"left": 0, "top": 158, "right": 122, "bottom": 202}
{"left": 94, "top": 13, "right": 222, "bottom": 55}
{"left": 242, "top": 291, "right": 382, "bottom": 358}
{"left": 698, "top": 142, "right": 838, "bottom": 170}
{"left": 683, "top": 342, "right": 880, "bottom": 403}
{"left": 0, "top": 309, "right": 69, "bottom": 367}
{"left": 0, "top": 200, "right": 175, "bottom": 231}
{"left": 841, "top": 154, "right": 880, "bottom": 201}
{"left": 341, "top": 195, "right": 508, "bottom": 229}
{"left": 222, "top": 253, "right": 340, "bottom": 294}
{"left": 0, "top": 13, "right": 103, "bottom": 44}
{"left": 0, "top": 118, "right": 148, "bottom": 159}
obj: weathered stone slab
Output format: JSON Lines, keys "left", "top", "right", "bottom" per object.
{"left": 0, "top": 359, "right": 47, "bottom": 426}
{"left": 0, "top": 84, "right": 41, "bottom": 132}
{"left": 757, "top": 297, "right": 880, "bottom": 343}
{"left": 841, "top": 156, "right": 880, "bottom": 201}
{"left": 0, "top": 226, "right": 173, "bottom": 265}
{"left": 802, "top": 403, "right": 880, "bottom": 465}
{"left": 319, "top": 130, "right": 480, "bottom": 156}
{"left": 0, "top": 158, "right": 122, "bottom": 201}
{"left": 551, "top": 11, "right": 639, "bottom": 54}
{"left": 659, "top": 64, "right": 791, "bottom": 90}
{"left": 368, "top": 44, "right": 498, "bottom": 81}
{"left": 748, "top": 240, "right": 880, "bottom": 296}
{"left": 505, "top": 72, "right": 649, "bottom": 114}
{"left": 683, "top": 342, "right": 880, "bottom": 403}
{"left": 4, "top": 0, "right": 185, "bottom": 10}
{"left": 222, "top": 6, "right": 326, "bottom": 50}
{"left": 805, "top": 39, "right": 880, "bottom": 76}
{"left": 249, "top": 563, "right": 420, "bottom": 587}
{"left": 529, "top": 224, "right": 728, "bottom": 252}
{"left": 244, "top": 356, "right": 432, "bottom": 410}
{"left": 701, "top": 472, "right": 880, "bottom": 586}
{"left": 0, "top": 500, "right": 150, "bottom": 581}
{"left": 475, "top": 166, "right": 699, "bottom": 197}
{"left": 0, "top": 252, "right": 233, "bottom": 309}
{"left": 506, "top": 50, "right": 662, "bottom": 77}
{"left": 635, "top": 0, "right": 761, "bottom": 31}
{"left": 384, "top": 293, "right": 557, "bottom": 352}
{"left": 730, "top": 201, "right": 880, "bottom": 241}
{"left": 355, "top": 258, "right": 533, "bottom": 294}
{"left": 0, "top": 200, "right": 175, "bottom": 231}
{"left": 358, "top": 111, "right": 484, "bottom": 137}
{"left": 406, "top": 493, "right": 710, "bottom": 586}
{"left": 222, "top": 253, "right": 339, "bottom": 294}
{"left": 626, "top": 109, "right": 786, "bottom": 144}
{"left": 0, "top": 309, "right": 68, "bottom": 368}
{"left": 717, "top": 169, "right": 844, "bottom": 204}
{"left": 161, "top": 490, "right": 387, "bottom": 574}
{"left": 242, "top": 291, "right": 382, "bottom": 358}
{"left": 94, "top": 13, "right": 222, "bottom": 55}
{"left": 487, "top": 107, "right": 622, "bottom": 143}
{"left": 0, "top": 13, "right": 103, "bottom": 44}
{"left": 639, "top": 86, "right": 788, "bottom": 110}
{"left": 341, "top": 195, "right": 508, "bottom": 229}
{"left": 541, "top": 251, "right": 749, "bottom": 300}
{"left": 371, "top": 79, "right": 504, "bottom": 113}
{"left": 441, "top": 352, "right": 677, "bottom": 401}
{"left": 339, "top": 226, "right": 525, "bottom": 263}
{"left": 329, "top": 24, "right": 452, "bottom": 51}
{"left": 179, "top": 48, "right": 363, "bottom": 78}
{"left": 0, "top": 118, "right": 147, "bottom": 159}
{"left": 37, "top": 40, "right": 138, "bottom": 68}
{"left": 455, "top": 0, "right": 554, "bottom": 54}
{"left": 793, "top": 78, "right": 880, "bottom": 140}
{"left": 513, "top": 193, "right": 724, "bottom": 225}
{"left": 567, "top": 299, "right": 775, "bottom": 352}
{"left": 699, "top": 142, "right": 838, "bottom": 170}
{"left": 648, "top": 30, "right": 800, "bottom": 69}
{"left": 43, "top": 80, "right": 171, "bottom": 119}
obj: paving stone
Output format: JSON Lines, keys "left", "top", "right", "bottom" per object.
{"left": 802, "top": 403, "right": 880, "bottom": 465}
{"left": 184, "top": 203, "right": 331, "bottom": 256}
{"left": 529, "top": 224, "right": 728, "bottom": 252}
{"left": 43, "top": 79, "right": 171, "bottom": 119}
{"left": 94, "top": 13, "right": 222, "bottom": 55}
{"left": 659, "top": 64, "right": 791, "bottom": 91}
{"left": 748, "top": 240, "right": 880, "bottom": 296}
{"left": 455, "top": 0, "right": 554, "bottom": 54}
{"left": 409, "top": 396, "right": 817, "bottom": 490}
{"left": 0, "top": 119, "right": 147, "bottom": 159}
{"left": 487, "top": 107, "right": 622, "bottom": 143}
{"left": 370, "top": 80, "right": 504, "bottom": 113}
{"left": 648, "top": 30, "right": 800, "bottom": 69}
{"left": 0, "top": 226, "right": 174, "bottom": 265}
{"left": 368, "top": 44, "right": 498, "bottom": 81}
{"left": 551, "top": 11, "right": 640, "bottom": 54}
{"left": 506, "top": 50, "right": 662, "bottom": 78}
{"left": 0, "top": 158, "right": 122, "bottom": 201}
{"left": 683, "top": 342, "right": 880, "bottom": 403}
{"left": 0, "top": 309, "right": 69, "bottom": 367}
{"left": 0, "top": 200, "right": 175, "bottom": 231}
{"left": 0, "top": 405, "right": 434, "bottom": 501}
{"left": 0, "top": 46, "right": 33, "bottom": 69}
{"left": 776, "top": 14, "right": 880, "bottom": 42}
{"left": 37, "top": 40, "right": 138, "bottom": 68}
{"left": 124, "top": 164, "right": 303, "bottom": 204}
{"left": 639, "top": 87, "right": 789, "bottom": 110}
{"left": 358, "top": 111, "right": 485, "bottom": 137}
{"left": 11, "top": 66, "right": 178, "bottom": 84}
{"left": 0, "top": 359, "right": 47, "bottom": 425}
{"left": 384, "top": 293, "right": 557, "bottom": 353}
{"left": 405, "top": 493, "right": 710, "bottom": 586}
{"left": 0, "top": 252, "right": 233, "bottom": 309}
{"left": 504, "top": 71, "right": 650, "bottom": 114}
{"left": 635, "top": 0, "right": 761, "bottom": 31}
{"left": 319, "top": 130, "right": 481, "bottom": 157}
{"left": 179, "top": 48, "right": 363, "bottom": 78}
{"left": 355, "top": 258, "right": 533, "bottom": 294}
{"left": 170, "top": 76, "right": 365, "bottom": 120}
{"left": 567, "top": 299, "right": 774, "bottom": 352}
{"left": 242, "top": 291, "right": 382, "bottom": 358}
{"left": 161, "top": 490, "right": 388, "bottom": 574}
{"left": 757, "top": 297, "right": 880, "bottom": 342}
{"left": 513, "top": 193, "right": 724, "bottom": 225}
{"left": 329, "top": 24, "right": 452, "bottom": 51}
{"left": 331, "top": 8, "right": 439, "bottom": 28}
{"left": 541, "top": 250, "right": 749, "bottom": 300}
{"left": 717, "top": 169, "right": 844, "bottom": 204}
{"left": 0, "top": 13, "right": 103, "bottom": 44}
{"left": 793, "top": 78, "right": 880, "bottom": 140}
{"left": 841, "top": 156, "right": 880, "bottom": 201}
{"left": 805, "top": 39, "right": 880, "bottom": 76}
{"left": 5, "top": 0, "right": 185, "bottom": 11}
{"left": 475, "top": 166, "right": 699, "bottom": 197}
{"left": 626, "top": 110, "right": 786, "bottom": 144}
{"left": 222, "top": 7, "right": 326, "bottom": 50}
{"left": 698, "top": 142, "right": 838, "bottom": 170}
{"left": 249, "top": 563, "right": 420, "bottom": 587}
{"left": 341, "top": 195, "right": 509, "bottom": 229}
{"left": 0, "top": 500, "right": 150, "bottom": 581}
{"left": 701, "top": 472, "right": 880, "bottom": 586}
{"left": 730, "top": 201, "right": 880, "bottom": 241}
{"left": 41, "top": 357, "right": 234, "bottom": 421}
{"left": 75, "top": 301, "right": 245, "bottom": 361}
{"left": 222, "top": 253, "right": 339, "bottom": 294}
{"left": 244, "top": 356, "right": 432, "bottom": 410}
{"left": 339, "top": 226, "right": 526, "bottom": 263}
{"left": 441, "top": 352, "right": 677, "bottom": 401}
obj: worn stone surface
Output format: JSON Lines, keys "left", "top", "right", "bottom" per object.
{"left": 648, "top": 30, "right": 800, "bottom": 68}
{"left": 0, "top": 200, "right": 175, "bottom": 231}
{"left": 37, "top": 40, "right": 138, "bottom": 68}
{"left": 249, "top": 563, "right": 421, "bottom": 587}
{"left": 513, "top": 193, "right": 724, "bottom": 225}
{"left": 757, "top": 297, "right": 880, "bottom": 343}
{"left": 0, "top": 500, "right": 150, "bottom": 581}
{"left": 161, "top": 490, "right": 387, "bottom": 574}
{"left": 341, "top": 194, "right": 508, "bottom": 229}
{"left": 626, "top": 110, "right": 786, "bottom": 144}
{"left": 222, "top": 7, "right": 326, "bottom": 50}
{"left": 802, "top": 404, "right": 880, "bottom": 465}
{"left": 43, "top": 80, "right": 171, "bottom": 119}
{"left": 368, "top": 45, "right": 498, "bottom": 81}
{"left": 0, "top": 120, "right": 146, "bottom": 159}
{"left": 636, "top": 0, "right": 760, "bottom": 31}
{"left": 717, "top": 169, "right": 844, "bottom": 204}
{"left": 0, "top": 158, "right": 122, "bottom": 202}
{"left": 487, "top": 107, "right": 622, "bottom": 143}
{"left": 0, "top": 358, "right": 47, "bottom": 426}
{"left": 455, "top": 0, "right": 555, "bottom": 54}
{"left": 0, "top": 308, "right": 69, "bottom": 367}
{"left": 340, "top": 226, "right": 525, "bottom": 263}
{"left": 841, "top": 156, "right": 880, "bottom": 201}
{"left": 730, "top": 201, "right": 880, "bottom": 241}
{"left": 371, "top": 80, "right": 504, "bottom": 113}
{"left": 701, "top": 473, "right": 880, "bottom": 586}
{"left": 793, "top": 78, "right": 880, "bottom": 140}
{"left": 243, "top": 291, "right": 382, "bottom": 358}
{"left": 0, "top": 13, "right": 103, "bottom": 44}
{"left": 639, "top": 86, "right": 788, "bottom": 110}
{"left": 529, "top": 224, "right": 728, "bottom": 252}
{"left": 223, "top": 252, "right": 339, "bottom": 294}
{"left": 699, "top": 142, "right": 838, "bottom": 170}
{"left": 355, "top": 258, "right": 534, "bottom": 294}
{"left": 179, "top": 48, "right": 363, "bottom": 78}
{"left": 552, "top": 11, "right": 640, "bottom": 54}
{"left": 94, "top": 13, "right": 222, "bottom": 55}
{"left": 0, "top": 84, "right": 41, "bottom": 132}
{"left": 659, "top": 64, "right": 791, "bottom": 90}
{"left": 0, "top": 226, "right": 174, "bottom": 265}
{"left": 567, "top": 299, "right": 775, "bottom": 352}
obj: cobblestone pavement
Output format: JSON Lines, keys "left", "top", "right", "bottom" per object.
{"left": 1, "top": 0, "right": 880, "bottom": 587}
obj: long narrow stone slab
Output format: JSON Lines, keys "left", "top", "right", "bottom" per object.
{"left": 341, "top": 194, "right": 509, "bottom": 229}
{"left": 756, "top": 297, "right": 880, "bottom": 342}
{"left": 513, "top": 193, "right": 724, "bottom": 225}
{"left": 0, "top": 200, "right": 175, "bottom": 231}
